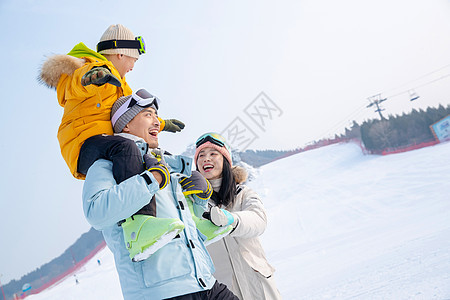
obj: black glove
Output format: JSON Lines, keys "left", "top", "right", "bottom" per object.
{"left": 81, "top": 66, "right": 121, "bottom": 87}
{"left": 143, "top": 154, "right": 170, "bottom": 189}
{"left": 162, "top": 119, "right": 185, "bottom": 133}
{"left": 179, "top": 170, "right": 213, "bottom": 200}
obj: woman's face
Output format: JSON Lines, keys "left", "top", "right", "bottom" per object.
{"left": 197, "top": 147, "right": 224, "bottom": 180}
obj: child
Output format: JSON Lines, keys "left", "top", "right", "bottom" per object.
{"left": 39, "top": 24, "right": 185, "bottom": 261}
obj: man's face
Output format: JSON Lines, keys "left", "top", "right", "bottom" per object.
{"left": 122, "top": 107, "right": 160, "bottom": 148}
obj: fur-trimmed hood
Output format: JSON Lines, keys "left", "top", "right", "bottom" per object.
{"left": 38, "top": 55, "right": 85, "bottom": 89}
{"left": 38, "top": 42, "right": 107, "bottom": 89}
{"left": 232, "top": 165, "right": 248, "bottom": 184}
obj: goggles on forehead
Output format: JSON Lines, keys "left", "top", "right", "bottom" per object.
{"left": 132, "top": 89, "right": 160, "bottom": 109}
{"left": 97, "top": 36, "right": 146, "bottom": 55}
{"left": 196, "top": 132, "right": 231, "bottom": 153}
{"left": 111, "top": 89, "right": 160, "bottom": 127}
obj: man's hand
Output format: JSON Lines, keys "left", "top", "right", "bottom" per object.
{"left": 143, "top": 154, "right": 170, "bottom": 189}
{"left": 203, "top": 207, "right": 235, "bottom": 227}
{"left": 162, "top": 119, "right": 185, "bottom": 133}
{"left": 179, "top": 171, "right": 213, "bottom": 200}
{"left": 81, "top": 66, "right": 121, "bottom": 87}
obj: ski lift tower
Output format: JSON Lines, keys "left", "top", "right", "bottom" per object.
{"left": 367, "top": 94, "right": 387, "bottom": 120}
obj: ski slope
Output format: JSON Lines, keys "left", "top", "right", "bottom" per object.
{"left": 28, "top": 141, "right": 450, "bottom": 300}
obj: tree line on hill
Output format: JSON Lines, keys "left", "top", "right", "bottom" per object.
{"left": 337, "top": 104, "right": 450, "bottom": 152}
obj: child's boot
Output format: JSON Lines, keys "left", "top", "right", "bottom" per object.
{"left": 121, "top": 215, "right": 184, "bottom": 261}
{"left": 186, "top": 196, "right": 232, "bottom": 246}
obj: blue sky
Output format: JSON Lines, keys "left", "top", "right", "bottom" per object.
{"left": 0, "top": 0, "right": 450, "bottom": 284}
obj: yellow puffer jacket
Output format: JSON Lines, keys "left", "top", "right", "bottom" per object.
{"left": 40, "top": 43, "right": 166, "bottom": 180}
{"left": 58, "top": 57, "right": 131, "bottom": 179}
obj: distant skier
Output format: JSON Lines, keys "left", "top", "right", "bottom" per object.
{"left": 194, "top": 132, "right": 282, "bottom": 300}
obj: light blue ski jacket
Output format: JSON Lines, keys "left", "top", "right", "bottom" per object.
{"left": 82, "top": 135, "right": 216, "bottom": 300}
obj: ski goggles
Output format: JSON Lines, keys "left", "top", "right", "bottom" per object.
{"left": 111, "top": 89, "right": 160, "bottom": 127}
{"left": 196, "top": 132, "right": 231, "bottom": 153}
{"left": 97, "top": 36, "right": 146, "bottom": 55}
{"left": 132, "top": 89, "right": 160, "bottom": 109}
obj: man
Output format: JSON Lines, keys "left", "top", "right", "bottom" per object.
{"left": 82, "top": 89, "right": 238, "bottom": 299}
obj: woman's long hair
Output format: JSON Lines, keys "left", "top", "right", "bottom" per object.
{"left": 211, "top": 159, "right": 236, "bottom": 208}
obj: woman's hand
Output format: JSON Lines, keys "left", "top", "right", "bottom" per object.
{"left": 203, "top": 207, "right": 236, "bottom": 227}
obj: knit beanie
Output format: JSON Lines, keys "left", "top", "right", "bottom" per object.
{"left": 98, "top": 24, "right": 140, "bottom": 59}
{"left": 111, "top": 90, "right": 159, "bottom": 133}
{"left": 194, "top": 141, "right": 233, "bottom": 167}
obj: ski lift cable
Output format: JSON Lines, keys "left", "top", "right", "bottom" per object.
{"left": 317, "top": 103, "right": 369, "bottom": 138}
{"left": 382, "top": 63, "right": 450, "bottom": 95}
{"left": 386, "top": 72, "right": 450, "bottom": 100}
{"left": 324, "top": 104, "right": 367, "bottom": 133}
{"left": 331, "top": 102, "right": 376, "bottom": 132}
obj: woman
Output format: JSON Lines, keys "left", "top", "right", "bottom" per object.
{"left": 194, "top": 132, "right": 282, "bottom": 300}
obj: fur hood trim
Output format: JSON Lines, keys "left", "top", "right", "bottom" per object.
{"left": 232, "top": 166, "right": 248, "bottom": 184}
{"left": 38, "top": 55, "right": 85, "bottom": 89}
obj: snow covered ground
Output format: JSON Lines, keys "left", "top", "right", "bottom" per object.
{"left": 28, "top": 141, "right": 450, "bottom": 300}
